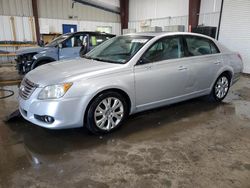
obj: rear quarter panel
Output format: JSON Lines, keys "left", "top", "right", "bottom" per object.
{"left": 214, "top": 40, "right": 243, "bottom": 84}
{"left": 222, "top": 53, "right": 243, "bottom": 74}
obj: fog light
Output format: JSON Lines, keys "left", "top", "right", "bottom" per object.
{"left": 34, "top": 114, "right": 54, "bottom": 124}
{"left": 44, "top": 116, "right": 54, "bottom": 123}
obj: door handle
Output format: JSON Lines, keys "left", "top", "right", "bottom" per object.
{"left": 178, "top": 66, "right": 187, "bottom": 71}
{"left": 145, "top": 66, "right": 152, "bottom": 70}
{"left": 214, "top": 61, "right": 221, "bottom": 65}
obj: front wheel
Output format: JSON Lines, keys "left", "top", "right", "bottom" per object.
{"left": 86, "top": 91, "right": 128, "bottom": 134}
{"left": 209, "top": 74, "right": 230, "bottom": 102}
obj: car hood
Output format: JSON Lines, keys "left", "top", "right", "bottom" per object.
{"left": 16, "top": 46, "right": 50, "bottom": 55}
{"left": 25, "top": 58, "right": 124, "bottom": 86}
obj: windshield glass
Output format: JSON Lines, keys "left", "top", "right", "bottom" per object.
{"left": 84, "top": 35, "right": 152, "bottom": 64}
{"left": 46, "top": 33, "right": 72, "bottom": 47}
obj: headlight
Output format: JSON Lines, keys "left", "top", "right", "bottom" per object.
{"left": 38, "top": 83, "right": 72, "bottom": 99}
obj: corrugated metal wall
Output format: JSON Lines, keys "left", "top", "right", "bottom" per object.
{"left": 219, "top": 0, "right": 250, "bottom": 73}
{"left": 128, "top": 16, "right": 189, "bottom": 32}
{"left": 0, "top": 0, "right": 121, "bottom": 39}
{"left": 128, "top": 0, "right": 189, "bottom": 32}
{"left": 98, "top": 0, "right": 120, "bottom": 7}
{"left": 0, "top": 16, "right": 35, "bottom": 41}
{"left": 0, "top": 0, "right": 33, "bottom": 16}
{"left": 0, "top": 0, "right": 120, "bottom": 22}
{"left": 0, "top": 0, "right": 121, "bottom": 64}
{"left": 199, "top": 0, "right": 222, "bottom": 27}
{"left": 39, "top": 18, "right": 121, "bottom": 35}
{"left": 37, "top": 0, "right": 120, "bottom": 22}
{"left": 0, "top": 15, "right": 36, "bottom": 64}
{"left": 129, "top": 0, "right": 189, "bottom": 21}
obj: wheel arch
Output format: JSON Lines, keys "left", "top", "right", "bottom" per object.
{"left": 221, "top": 70, "right": 233, "bottom": 82}
{"left": 211, "top": 67, "right": 234, "bottom": 90}
{"left": 31, "top": 57, "right": 56, "bottom": 69}
{"left": 83, "top": 87, "right": 132, "bottom": 125}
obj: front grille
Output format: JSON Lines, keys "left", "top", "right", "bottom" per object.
{"left": 19, "top": 78, "right": 38, "bottom": 100}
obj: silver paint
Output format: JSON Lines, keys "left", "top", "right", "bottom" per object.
{"left": 18, "top": 32, "right": 243, "bottom": 129}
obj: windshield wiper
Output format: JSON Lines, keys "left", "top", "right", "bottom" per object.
{"left": 82, "top": 56, "right": 105, "bottom": 61}
{"left": 83, "top": 56, "right": 121, "bottom": 64}
{"left": 83, "top": 55, "right": 92, "bottom": 60}
{"left": 93, "top": 57, "right": 121, "bottom": 64}
{"left": 98, "top": 53, "right": 130, "bottom": 57}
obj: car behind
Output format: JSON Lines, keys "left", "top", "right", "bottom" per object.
{"left": 16, "top": 31, "right": 115, "bottom": 74}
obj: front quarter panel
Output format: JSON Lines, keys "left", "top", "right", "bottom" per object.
{"left": 65, "top": 68, "right": 136, "bottom": 114}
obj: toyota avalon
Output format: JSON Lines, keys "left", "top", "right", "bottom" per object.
{"left": 18, "top": 32, "right": 243, "bottom": 134}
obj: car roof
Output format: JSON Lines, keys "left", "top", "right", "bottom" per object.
{"left": 67, "top": 31, "right": 115, "bottom": 36}
{"left": 125, "top": 32, "right": 216, "bottom": 41}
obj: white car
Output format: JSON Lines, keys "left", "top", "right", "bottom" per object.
{"left": 18, "top": 32, "right": 243, "bottom": 134}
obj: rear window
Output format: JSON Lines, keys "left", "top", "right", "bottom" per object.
{"left": 185, "top": 36, "right": 220, "bottom": 56}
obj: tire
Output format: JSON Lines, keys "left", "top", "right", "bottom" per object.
{"left": 85, "top": 91, "right": 129, "bottom": 134}
{"left": 209, "top": 73, "right": 230, "bottom": 102}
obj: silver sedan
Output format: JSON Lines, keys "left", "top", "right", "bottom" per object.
{"left": 18, "top": 32, "right": 243, "bottom": 134}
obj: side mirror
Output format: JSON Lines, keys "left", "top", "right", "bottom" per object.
{"left": 137, "top": 57, "right": 147, "bottom": 65}
{"left": 38, "top": 40, "right": 45, "bottom": 47}
{"left": 138, "top": 59, "right": 144, "bottom": 65}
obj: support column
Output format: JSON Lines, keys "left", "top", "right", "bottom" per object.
{"left": 188, "top": 0, "right": 201, "bottom": 31}
{"left": 32, "top": 0, "right": 40, "bottom": 43}
{"left": 217, "top": 0, "right": 224, "bottom": 40}
{"left": 120, "top": 0, "right": 129, "bottom": 34}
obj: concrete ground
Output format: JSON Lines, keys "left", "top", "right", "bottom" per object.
{"left": 0, "top": 65, "right": 22, "bottom": 85}
{"left": 0, "top": 75, "right": 250, "bottom": 188}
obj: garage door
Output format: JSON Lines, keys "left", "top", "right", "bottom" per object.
{"left": 219, "top": 0, "right": 250, "bottom": 73}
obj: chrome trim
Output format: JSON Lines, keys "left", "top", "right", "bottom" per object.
{"left": 19, "top": 78, "right": 38, "bottom": 100}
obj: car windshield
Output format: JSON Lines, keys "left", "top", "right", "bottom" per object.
{"left": 46, "top": 33, "right": 72, "bottom": 47}
{"left": 84, "top": 35, "right": 152, "bottom": 64}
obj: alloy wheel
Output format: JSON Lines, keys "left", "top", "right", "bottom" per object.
{"left": 94, "top": 97, "right": 124, "bottom": 131}
{"left": 215, "top": 76, "right": 229, "bottom": 99}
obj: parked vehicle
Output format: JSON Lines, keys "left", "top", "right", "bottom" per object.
{"left": 16, "top": 31, "right": 115, "bottom": 74}
{"left": 18, "top": 32, "right": 243, "bottom": 134}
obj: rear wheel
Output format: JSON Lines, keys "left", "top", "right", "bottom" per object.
{"left": 209, "top": 73, "right": 230, "bottom": 102}
{"left": 86, "top": 91, "right": 128, "bottom": 134}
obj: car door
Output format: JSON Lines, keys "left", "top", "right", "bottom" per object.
{"left": 182, "top": 35, "right": 223, "bottom": 93}
{"left": 59, "top": 33, "right": 86, "bottom": 60}
{"left": 134, "top": 36, "right": 191, "bottom": 111}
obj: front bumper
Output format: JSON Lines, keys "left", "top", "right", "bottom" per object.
{"left": 16, "top": 57, "right": 34, "bottom": 75}
{"left": 19, "top": 88, "right": 89, "bottom": 129}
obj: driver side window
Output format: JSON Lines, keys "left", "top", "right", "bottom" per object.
{"left": 63, "top": 34, "right": 85, "bottom": 48}
{"left": 141, "top": 36, "right": 184, "bottom": 64}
